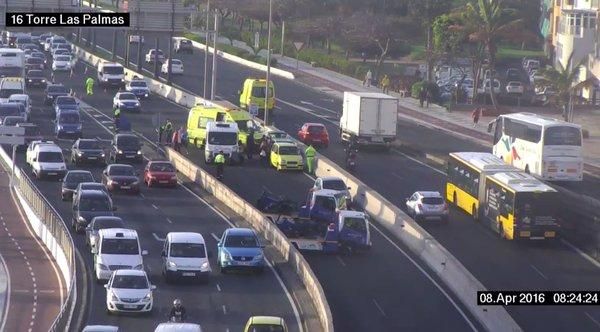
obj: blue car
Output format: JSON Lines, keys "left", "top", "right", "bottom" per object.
{"left": 53, "top": 95, "right": 79, "bottom": 115}
{"left": 217, "top": 228, "right": 264, "bottom": 274}
{"left": 55, "top": 111, "right": 82, "bottom": 138}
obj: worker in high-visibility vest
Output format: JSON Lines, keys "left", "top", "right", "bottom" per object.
{"left": 214, "top": 150, "right": 226, "bottom": 180}
{"left": 85, "top": 77, "right": 95, "bottom": 95}
{"left": 305, "top": 145, "right": 316, "bottom": 174}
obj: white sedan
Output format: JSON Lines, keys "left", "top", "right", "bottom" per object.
{"left": 105, "top": 269, "right": 155, "bottom": 314}
{"left": 405, "top": 191, "right": 449, "bottom": 222}
{"left": 113, "top": 92, "right": 141, "bottom": 112}
{"left": 161, "top": 59, "right": 184, "bottom": 75}
{"left": 52, "top": 55, "right": 72, "bottom": 72}
{"left": 505, "top": 81, "right": 524, "bottom": 94}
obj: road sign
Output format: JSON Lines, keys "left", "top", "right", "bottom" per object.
{"left": 254, "top": 32, "right": 260, "bottom": 49}
{"left": 249, "top": 104, "right": 259, "bottom": 116}
{"left": 293, "top": 41, "right": 304, "bottom": 52}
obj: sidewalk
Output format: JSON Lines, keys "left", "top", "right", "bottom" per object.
{"left": 273, "top": 54, "right": 600, "bottom": 174}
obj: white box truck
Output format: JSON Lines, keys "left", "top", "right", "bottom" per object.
{"left": 339, "top": 92, "right": 398, "bottom": 147}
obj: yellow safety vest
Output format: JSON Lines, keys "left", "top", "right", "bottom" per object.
{"left": 214, "top": 154, "right": 225, "bottom": 164}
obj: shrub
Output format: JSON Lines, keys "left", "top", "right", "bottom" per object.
{"left": 411, "top": 81, "right": 441, "bottom": 102}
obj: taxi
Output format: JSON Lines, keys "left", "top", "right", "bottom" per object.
{"left": 270, "top": 140, "right": 303, "bottom": 171}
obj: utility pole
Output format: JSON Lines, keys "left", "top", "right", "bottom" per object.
{"left": 280, "top": 20, "right": 285, "bottom": 56}
{"left": 203, "top": 0, "right": 210, "bottom": 99}
{"left": 264, "top": 0, "right": 272, "bottom": 125}
{"left": 167, "top": 0, "right": 175, "bottom": 84}
{"left": 210, "top": 10, "right": 218, "bottom": 100}
{"left": 154, "top": 38, "right": 160, "bottom": 79}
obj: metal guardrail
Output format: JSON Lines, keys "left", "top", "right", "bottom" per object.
{"left": 9, "top": 166, "right": 76, "bottom": 331}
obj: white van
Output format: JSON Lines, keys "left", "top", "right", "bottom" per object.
{"left": 8, "top": 94, "right": 31, "bottom": 121}
{"left": 97, "top": 62, "right": 125, "bottom": 87}
{"left": 161, "top": 232, "right": 211, "bottom": 283}
{"left": 204, "top": 121, "right": 242, "bottom": 164}
{"left": 154, "top": 323, "right": 202, "bottom": 332}
{"left": 93, "top": 228, "right": 147, "bottom": 282}
{"left": 0, "top": 77, "right": 25, "bottom": 103}
{"left": 27, "top": 142, "right": 67, "bottom": 179}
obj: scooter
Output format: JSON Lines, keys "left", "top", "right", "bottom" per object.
{"left": 345, "top": 148, "right": 357, "bottom": 171}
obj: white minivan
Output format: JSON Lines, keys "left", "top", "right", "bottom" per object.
{"left": 204, "top": 121, "right": 243, "bottom": 164}
{"left": 94, "top": 228, "right": 147, "bottom": 282}
{"left": 97, "top": 62, "right": 125, "bottom": 87}
{"left": 162, "top": 232, "right": 211, "bottom": 283}
{"left": 8, "top": 94, "right": 31, "bottom": 121}
{"left": 27, "top": 142, "right": 67, "bottom": 179}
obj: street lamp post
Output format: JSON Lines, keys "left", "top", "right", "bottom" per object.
{"left": 203, "top": 0, "right": 210, "bottom": 99}
{"left": 210, "top": 10, "right": 218, "bottom": 100}
{"left": 264, "top": 0, "right": 272, "bottom": 125}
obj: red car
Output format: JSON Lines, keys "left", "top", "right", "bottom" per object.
{"left": 144, "top": 161, "right": 178, "bottom": 187}
{"left": 298, "top": 123, "right": 329, "bottom": 147}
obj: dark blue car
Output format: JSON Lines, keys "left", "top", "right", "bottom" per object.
{"left": 55, "top": 111, "right": 82, "bottom": 138}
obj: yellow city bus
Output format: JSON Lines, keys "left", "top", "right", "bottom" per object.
{"left": 481, "top": 172, "right": 559, "bottom": 240}
{"left": 446, "top": 152, "right": 518, "bottom": 219}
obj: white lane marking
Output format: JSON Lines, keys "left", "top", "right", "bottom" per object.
{"left": 585, "top": 312, "right": 600, "bottom": 328}
{"left": 299, "top": 100, "right": 338, "bottom": 115}
{"left": 530, "top": 264, "right": 548, "bottom": 280}
{"left": 152, "top": 204, "right": 159, "bottom": 210}
{"left": 560, "top": 239, "right": 600, "bottom": 269}
{"left": 391, "top": 173, "right": 403, "bottom": 180}
{"left": 166, "top": 218, "right": 173, "bottom": 224}
{"left": 372, "top": 299, "right": 386, "bottom": 317}
{"left": 139, "top": 193, "right": 146, "bottom": 199}
{"left": 152, "top": 233, "right": 166, "bottom": 242}
{"left": 210, "top": 233, "right": 220, "bottom": 242}
{"left": 216, "top": 283, "right": 221, "bottom": 292}
{"left": 221, "top": 304, "right": 227, "bottom": 315}
{"left": 336, "top": 256, "right": 346, "bottom": 267}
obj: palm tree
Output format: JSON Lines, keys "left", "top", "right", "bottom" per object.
{"left": 463, "top": 0, "right": 527, "bottom": 108}
{"left": 536, "top": 52, "right": 596, "bottom": 122}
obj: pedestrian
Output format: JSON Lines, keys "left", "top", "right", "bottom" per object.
{"left": 164, "top": 119, "right": 173, "bottom": 145}
{"left": 172, "top": 128, "right": 181, "bottom": 152}
{"left": 426, "top": 88, "right": 432, "bottom": 108}
{"left": 246, "top": 132, "right": 255, "bottom": 160}
{"left": 381, "top": 74, "right": 390, "bottom": 94}
{"left": 419, "top": 86, "right": 427, "bottom": 107}
{"left": 85, "top": 76, "right": 94, "bottom": 96}
{"left": 305, "top": 144, "right": 316, "bottom": 175}
{"left": 471, "top": 107, "right": 482, "bottom": 127}
{"left": 180, "top": 127, "right": 188, "bottom": 154}
{"left": 158, "top": 124, "right": 164, "bottom": 143}
{"left": 259, "top": 135, "right": 269, "bottom": 166}
{"left": 364, "top": 70, "right": 372, "bottom": 87}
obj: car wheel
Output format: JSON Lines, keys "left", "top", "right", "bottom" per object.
{"left": 255, "top": 267, "right": 264, "bottom": 274}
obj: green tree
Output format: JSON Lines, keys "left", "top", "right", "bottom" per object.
{"left": 536, "top": 52, "right": 596, "bottom": 122}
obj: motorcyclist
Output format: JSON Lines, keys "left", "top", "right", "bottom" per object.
{"left": 169, "top": 298, "right": 187, "bottom": 322}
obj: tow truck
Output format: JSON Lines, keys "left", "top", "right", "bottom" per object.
{"left": 257, "top": 189, "right": 371, "bottom": 253}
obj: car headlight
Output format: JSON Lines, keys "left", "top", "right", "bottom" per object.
{"left": 41, "top": 79, "right": 45, "bottom": 82}
{"left": 137, "top": 150, "right": 142, "bottom": 155}
{"left": 168, "top": 261, "right": 177, "bottom": 268}
{"left": 107, "top": 180, "right": 115, "bottom": 186}
{"left": 120, "top": 78, "right": 124, "bottom": 82}
{"left": 133, "top": 264, "right": 143, "bottom": 270}
{"left": 117, "top": 149, "right": 123, "bottom": 154}
{"left": 77, "top": 152, "right": 83, "bottom": 157}
{"left": 111, "top": 293, "right": 119, "bottom": 302}
{"left": 28, "top": 79, "right": 32, "bottom": 82}
{"left": 201, "top": 261, "right": 209, "bottom": 270}
{"left": 98, "top": 263, "right": 109, "bottom": 270}
{"left": 132, "top": 181, "right": 139, "bottom": 185}
{"left": 142, "top": 292, "right": 152, "bottom": 302}
{"left": 101, "top": 153, "right": 106, "bottom": 157}
{"left": 255, "top": 253, "right": 264, "bottom": 260}
{"left": 144, "top": 93, "right": 148, "bottom": 97}
{"left": 135, "top": 102, "right": 140, "bottom": 106}
{"left": 78, "top": 216, "right": 86, "bottom": 223}
{"left": 221, "top": 251, "right": 232, "bottom": 261}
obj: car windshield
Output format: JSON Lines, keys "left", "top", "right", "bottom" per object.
{"left": 251, "top": 86, "right": 274, "bottom": 98}
{"left": 101, "top": 238, "right": 139, "bottom": 255}
{"left": 78, "top": 140, "right": 102, "bottom": 149}
{"left": 111, "top": 274, "right": 148, "bottom": 289}
{"left": 2, "top": 117, "right": 24, "bottom": 126}
{"left": 0, "top": 104, "right": 22, "bottom": 116}
{"left": 117, "top": 136, "right": 140, "bottom": 149}
{"left": 31, "top": 53, "right": 44, "bottom": 58}
{"left": 269, "top": 132, "right": 287, "bottom": 139}
{"left": 207, "top": 132, "right": 237, "bottom": 145}
{"left": 65, "top": 172, "right": 93, "bottom": 183}
{"left": 344, "top": 217, "right": 367, "bottom": 233}
{"left": 47, "top": 85, "right": 69, "bottom": 94}
{"left": 0, "top": 89, "right": 23, "bottom": 98}
{"left": 322, "top": 179, "right": 347, "bottom": 191}
{"left": 119, "top": 93, "right": 137, "bottom": 100}
{"left": 79, "top": 183, "right": 105, "bottom": 191}
{"left": 60, "top": 113, "right": 80, "bottom": 124}
{"left": 543, "top": 126, "right": 582, "bottom": 146}
{"left": 278, "top": 146, "right": 298, "bottom": 155}
{"left": 109, "top": 166, "right": 135, "bottom": 176}
{"left": 93, "top": 218, "right": 124, "bottom": 230}
{"left": 308, "top": 126, "right": 325, "bottom": 134}
{"left": 37, "top": 151, "right": 63, "bottom": 162}
{"left": 27, "top": 58, "right": 43, "bottom": 64}
{"left": 56, "top": 97, "right": 76, "bottom": 105}
{"left": 170, "top": 243, "right": 206, "bottom": 258}
{"left": 130, "top": 81, "right": 146, "bottom": 87}
{"left": 181, "top": 40, "right": 191, "bottom": 45}
{"left": 247, "top": 324, "right": 285, "bottom": 332}
{"left": 56, "top": 56, "right": 70, "bottom": 62}
{"left": 224, "top": 234, "right": 258, "bottom": 248}
{"left": 27, "top": 70, "right": 43, "bottom": 77}
{"left": 104, "top": 66, "right": 124, "bottom": 75}
{"left": 149, "top": 163, "right": 175, "bottom": 172}
{"left": 79, "top": 196, "right": 111, "bottom": 211}
{"left": 422, "top": 197, "right": 444, "bottom": 205}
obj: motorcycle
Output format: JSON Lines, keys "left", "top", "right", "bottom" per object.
{"left": 344, "top": 148, "right": 357, "bottom": 171}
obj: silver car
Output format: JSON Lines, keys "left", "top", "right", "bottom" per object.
{"left": 405, "top": 191, "right": 448, "bottom": 222}
{"left": 85, "top": 216, "right": 125, "bottom": 252}
{"left": 313, "top": 176, "right": 351, "bottom": 205}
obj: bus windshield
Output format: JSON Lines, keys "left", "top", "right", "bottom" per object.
{"left": 543, "top": 126, "right": 582, "bottom": 146}
{"left": 515, "top": 192, "right": 559, "bottom": 226}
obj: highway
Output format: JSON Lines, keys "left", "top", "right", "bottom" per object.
{"left": 12, "top": 61, "right": 305, "bottom": 331}
{"left": 0, "top": 170, "right": 63, "bottom": 331}
{"left": 80, "top": 30, "right": 600, "bottom": 331}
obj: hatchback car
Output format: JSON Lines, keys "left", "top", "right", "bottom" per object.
{"left": 71, "top": 138, "right": 106, "bottom": 166}
{"left": 145, "top": 49, "right": 165, "bottom": 63}
{"left": 113, "top": 92, "right": 141, "bottom": 113}
{"left": 102, "top": 164, "right": 140, "bottom": 194}
{"left": 74, "top": 182, "right": 111, "bottom": 202}
{"left": 313, "top": 176, "right": 351, "bottom": 204}
{"left": 174, "top": 39, "right": 193, "bottom": 54}
{"left": 44, "top": 84, "right": 70, "bottom": 105}
{"left": 72, "top": 189, "right": 115, "bottom": 232}
{"left": 125, "top": 79, "right": 150, "bottom": 99}
{"left": 61, "top": 170, "right": 95, "bottom": 201}
{"left": 161, "top": 59, "right": 184, "bottom": 75}
{"left": 269, "top": 141, "right": 303, "bottom": 171}
{"left": 25, "top": 69, "right": 47, "bottom": 88}
{"left": 297, "top": 123, "right": 329, "bottom": 147}
{"left": 144, "top": 161, "right": 177, "bottom": 187}
{"left": 217, "top": 228, "right": 264, "bottom": 274}
{"left": 405, "top": 191, "right": 448, "bottom": 222}
{"left": 110, "top": 134, "right": 143, "bottom": 163}
{"left": 25, "top": 57, "right": 45, "bottom": 71}
{"left": 86, "top": 216, "right": 125, "bottom": 252}
{"left": 104, "top": 269, "right": 155, "bottom": 314}
{"left": 52, "top": 54, "right": 72, "bottom": 71}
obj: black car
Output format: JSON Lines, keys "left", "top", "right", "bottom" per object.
{"left": 71, "top": 139, "right": 106, "bottom": 166}
{"left": 61, "top": 170, "right": 95, "bottom": 201}
{"left": 26, "top": 70, "right": 47, "bottom": 88}
{"left": 110, "top": 133, "right": 143, "bottom": 163}
{"left": 45, "top": 84, "right": 70, "bottom": 105}
{"left": 101, "top": 164, "right": 140, "bottom": 194}
{"left": 175, "top": 39, "right": 193, "bottom": 54}
{"left": 25, "top": 57, "right": 45, "bottom": 71}
{"left": 72, "top": 189, "right": 115, "bottom": 233}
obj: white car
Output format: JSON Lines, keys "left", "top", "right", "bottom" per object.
{"left": 104, "top": 269, "right": 155, "bottom": 314}
{"left": 312, "top": 176, "right": 351, "bottom": 205}
{"left": 52, "top": 55, "right": 72, "bottom": 71}
{"left": 161, "top": 59, "right": 184, "bottom": 75}
{"left": 93, "top": 228, "right": 147, "bottom": 282}
{"left": 128, "top": 34, "right": 144, "bottom": 44}
{"left": 405, "top": 191, "right": 448, "bottom": 222}
{"left": 27, "top": 142, "right": 67, "bottom": 179}
{"left": 477, "top": 79, "right": 501, "bottom": 95}
{"left": 113, "top": 92, "right": 141, "bottom": 112}
{"left": 505, "top": 81, "right": 524, "bottom": 94}
{"left": 145, "top": 49, "right": 165, "bottom": 63}
{"left": 162, "top": 232, "right": 211, "bottom": 282}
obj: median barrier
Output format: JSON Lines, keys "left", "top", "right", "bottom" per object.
{"left": 313, "top": 157, "right": 521, "bottom": 332}
{"left": 165, "top": 147, "right": 333, "bottom": 332}
{"left": 0, "top": 148, "right": 77, "bottom": 331}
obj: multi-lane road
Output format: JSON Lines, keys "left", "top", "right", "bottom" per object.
{"left": 9, "top": 63, "right": 307, "bottom": 331}
{"left": 75, "top": 29, "right": 600, "bottom": 331}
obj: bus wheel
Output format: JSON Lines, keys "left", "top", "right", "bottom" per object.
{"left": 525, "top": 165, "right": 530, "bottom": 174}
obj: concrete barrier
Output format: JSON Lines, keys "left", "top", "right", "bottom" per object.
{"left": 313, "top": 157, "right": 520, "bottom": 332}
{"left": 165, "top": 147, "right": 333, "bottom": 332}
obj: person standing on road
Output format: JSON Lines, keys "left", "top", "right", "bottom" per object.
{"left": 172, "top": 128, "right": 181, "bottom": 152}
{"left": 381, "top": 74, "right": 390, "bottom": 94}
{"left": 419, "top": 86, "right": 427, "bottom": 107}
{"left": 259, "top": 135, "right": 269, "bottom": 166}
{"left": 364, "top": 70, "right": 372, "bottom": 87}
{"left": 214, "top": 150, "right": 226, "bottom": 179}
{"left": 179, "top": 127, "right": 188, "bottom": 154}
{"left": 246, "top": 132, "right": 255, "bottom": 160}
{"left": 164, "top": 119, "right": 173, "bottom": 145}
{"left": 305, "top": 144, "right": 316, "bottom": 175}
{"left": 85, "top": 76, "right": 95, "bottom": 96}
{"left": 471, "top": 107, "right": 483, "bottom": 127}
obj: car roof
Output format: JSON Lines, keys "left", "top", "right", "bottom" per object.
{"left": 226, "top": 228, "right": 255, "bottom": 236}
{"left": 108, "top": 163, "right": 134, "bottom": 170}
{"left": 115, "top": 133, "right": 137, "bottom": 139}
{"left": 99, "top": 228, "right": 138, "bottom": 239}
{"left": 91, "top": 216, "right": 122, "bottom": 223}
{"left": 78, "top": 189, "right": 109, "bottom": 198}
{"left": 79, "top": 181, "right": 104, "bottom": 187}
{"left": 415, "top": 191, "right": 443, "bottom": 198}
{"left": 82, "top": 325, "right": 120, "bottom": 332}
{"left": 154, "top": 323, "right": 202, "bottom": 332}
{"left": 319, "top": 176, "right": 344, "bottom": 182}
{"left": 148, "top": 160, "right": 173, "bottom": 166}
{"left": 36, "top": 144, "right": 62, "bottom": 152}
{"left": 338, "top": 210, "right": 366, "bottom": 219}
{"left": 113, "top": 269, "right": 147, "bottom": 277}
{"left": 303, "top": 122, "right": 325, "bottom": 127}
{"left": 274, "top": 141, "right": 297, "bottom": 147}
{"left": 66, "top": 170, "right": 93, "bottom": 175}
{"left": 167, "top": 232, "right": 206, "bottom": 244}
{"left": 248, "top": 316, "right": 284, "bottom": 325}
